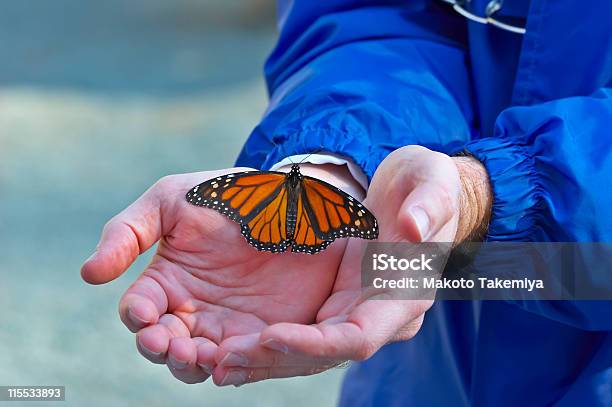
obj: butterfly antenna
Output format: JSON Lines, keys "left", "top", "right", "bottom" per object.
{"left": 298, "top": 149, "right": 322, "bottom": 164}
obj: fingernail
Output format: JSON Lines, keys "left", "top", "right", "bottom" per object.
{"left": 220, "top": 369, "right": 247, "bottom": 386}
{"left": 220, "top": 352, "right": 248, "bottom": 367}
{"left": 197, "top": 363, "right": 213, "bottom": 375}
{"left": 139, "top": 342, "right": 163, "bottom": 359}
{"left": 128, "top": 307, "right": 148, "bottom": 326}
{"left": 261, "top": 339, "right": 288, "bottom": 354}
{"left": 409, "top": 206, "right": 430, "bottom": 241}
{"left": 168, "top": 355, "right": 189, "bottom": 370}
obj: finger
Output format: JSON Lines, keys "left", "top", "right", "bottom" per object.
{"left": 195, "top": 337, "right": 217, "bottom": 375}
{"left": 259, "top": 321, "right": 366, "bottom": 362}
{"left": 136, "top": 314, "right": 190, "bottom": 364}
{"left": 346, "top": 298, "right": 431, "bottom": 348}
{"left": 260, "top": 299, "right": 430, "bottom": 362}
{"left": 136, "top": 325, "right": 171, "bottom": 364}
{"left": 81, "top": 184, "right": 163, "bottom": 285}
{"left": 388, "top": 314, "right": 426, "bottom": 343}
{"left": 397, "top": 180, "right": 459, "bottom": 242}
{"left": 119, "top": 275, "right": 169, "bottom": 332}
{"left": 167, "top": 337, "right": 211, "bottom": 384}
{"left": 213, "top": 364, "right": 332, "bottom": 387}
{"left": 216, "top": 333, "right": 337, "bottom": 369}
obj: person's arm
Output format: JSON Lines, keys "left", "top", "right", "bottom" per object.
{"left": 464, "top": 88, "right": 612, "bottom": 330}
{"left": 236, "top": 0, "right": 473, "bottom": 180}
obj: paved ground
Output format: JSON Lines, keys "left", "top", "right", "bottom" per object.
{"left": 0, "top": 1, "right": 344, "bottom": 406}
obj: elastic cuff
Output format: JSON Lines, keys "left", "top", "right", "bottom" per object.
{"left": 461, "top": 136, "right": 541, "bottom": 241}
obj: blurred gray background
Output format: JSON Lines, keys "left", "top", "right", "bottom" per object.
{"left": 0, "top": 1, "right": 343, "bottom": 405}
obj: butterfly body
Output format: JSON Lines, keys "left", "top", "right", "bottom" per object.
{"left": 284, "top": 165, "right": 302, "bottom": 239}
{"left": 186, "top": 164, "right": 378, "bottom": 254}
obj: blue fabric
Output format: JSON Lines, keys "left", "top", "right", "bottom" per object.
{"left": 236, "top": 0, "right": 612, "bottom": 405}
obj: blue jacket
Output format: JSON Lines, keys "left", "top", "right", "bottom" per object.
{"left": 236, "top": 0, "right": 612, "bottom": 405}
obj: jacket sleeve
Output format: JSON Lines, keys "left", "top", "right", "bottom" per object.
{"left": 464, "top": 88, "right": 612, "bottom": 330}
{"left": 236, "top": 0, "right": 473, "bottom": 180}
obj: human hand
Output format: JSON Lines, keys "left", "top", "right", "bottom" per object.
{"left": 80, "top": 164, "right": 364, "bottom": 384}
{"left": 213, "top": 146, "right": 492, "bottom": 386}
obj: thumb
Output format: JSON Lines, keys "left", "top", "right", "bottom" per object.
{"left": 81, "top": 187, "right": 163, "bottom": 285}
{"left": 397, "top": 181, "right": 458, "bottom": 242}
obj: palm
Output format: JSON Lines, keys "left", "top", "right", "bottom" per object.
{"left": 148, "top": 176, "right": 346, "bottom": 341}
{"left": 81, "top": 169, "right": 347, "bottom": 383}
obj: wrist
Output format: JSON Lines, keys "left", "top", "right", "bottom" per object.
{"left": 452, "top": 156, "right": 493, "bottom": 242}
{"left": 277, "top": 163, "right": 365, "bottom": 201}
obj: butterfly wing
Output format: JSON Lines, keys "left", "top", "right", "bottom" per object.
{"left": 186, "top": 169, "right": 379, "bottom": 255}
{"left": 299, "top": 176, "right": 378, "bottom": 242}
{"left": 290, "top": 192, "right": 333, "bottom": 254}
{"left": 186, "top": 171, "right": 291, "bottom": 252}
{"left": 240, "top": 181, "right": 292, "bottom": 252}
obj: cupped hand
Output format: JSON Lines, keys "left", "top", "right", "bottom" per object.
{"left": 213, "top": 146, "right": 492, "bottom": 386}
{"left": 81, "top": 166, "right": 359, "bottom": 384}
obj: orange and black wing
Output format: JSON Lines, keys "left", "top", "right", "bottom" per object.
{"left": 299, "top": 176, "right": 378, "bottom": 242}
{"left": 186, "top": 171, "right": 291, "bottom": 253}
{"left": 290, "top": 191, "right": 333, "bottom": 254}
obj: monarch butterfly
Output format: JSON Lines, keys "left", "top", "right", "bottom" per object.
{"left": 185, "top": 164, "right": 378, "bottom": 254}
